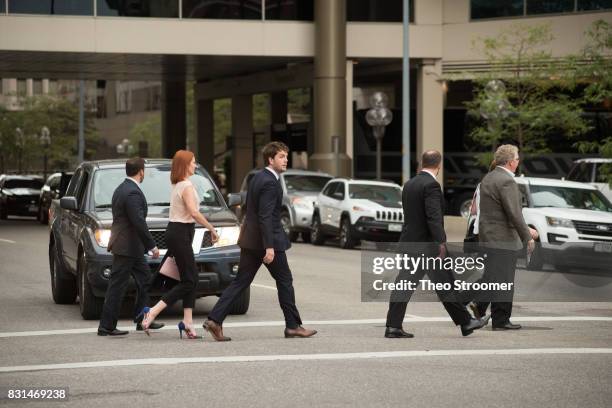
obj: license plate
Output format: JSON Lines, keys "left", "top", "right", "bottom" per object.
{"left": 388, "top": 224, "right": 402, "bottom": 232}
{"left": 594, "top": 242, "right": 612, "bottom": 253}
{"left": 28, "top": 205, "right": 38, "bottom": 213}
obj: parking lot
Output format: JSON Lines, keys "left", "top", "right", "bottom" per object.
{"left": 1, "top": 217, "right": 611, "bottom": 408}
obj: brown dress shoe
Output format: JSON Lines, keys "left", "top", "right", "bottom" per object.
{"left": 284, "top": 326, "right": 317, "bottom": 338}
{"left": 203, "top": 319, "right": 231, "bottom": 341}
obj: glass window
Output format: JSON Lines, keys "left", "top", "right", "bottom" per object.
{"left": 595, "top": 163, "right": 612, "bottom": 183}
{"left": 348, "top": 184, "right": 401, "bottom": 205}
{"left": 92, "top": 165, "right": 225, "bottom": 209}
{"left": 265, "top": 0, "right": 312, "bottom": 20}
{"left": 471, "top": 0, "right": 524, "bottom": 19}
{"left": 323, "top": 182, "right": 339, "bottom": 198}
{"left": 578, "top": 0, "right": 612, "bottom": 10}
{"left": 183, "top": 0, "right": 262, "bottom": 19}
{"left": 33, "top": 80, "right": 43, "bottom": 95}
{"left": 97, "top": 0, "right": 179, "bottom": 18}
{"left": 347, "top": 0, "right": 407, "bottom": 22}
{"left": 17, "top": 79, "right": 26, "bottom": 96}
{"left": 331, "top": 183, "right": 345, "bottom": 200}
{"left": 1, "top": 1, "right": 5, "bottom": 13}
{"left": 8, "top": 0, "right": 93, "bottom": 15}
{"left": 530, "top": 185, "right": 612, "bottom": 212}
{"left": 4, "top": 178, "right": 44, "bottom": 189}
{"left": 527, "top": 0, "right": 574, "bottom": 14}
{"left": 284, "top": 175, "right": 332, "bottom": 193}
{"left": 567, "top": 162, "right": 593, "bottom": 182}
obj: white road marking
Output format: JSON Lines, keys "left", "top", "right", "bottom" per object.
{"left": 0, "top": 238, "right": 16, "bottom": 244}
{"left": 251, "top": 283, "right": 278, "bottom": 291}
{"left": 0, "top": 316, "right": 610, "bottom": 338}
{"left": 1, "top": 348, "right": 610, "bottom": 373}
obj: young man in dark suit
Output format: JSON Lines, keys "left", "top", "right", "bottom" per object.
{"left": 384, "top": 150, "right": 490, "bottom": 338}
{"left": 97, "top": 158, "right": 164, "bottom": 336}
{"left": 204, "top": 142, "right": 317, "bottom": 341}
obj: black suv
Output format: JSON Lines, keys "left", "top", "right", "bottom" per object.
{"left": 0, "top": 175, "right": 44, "bottom": 219}
{"left": 49, "top": 159, "right": 246, "bottom": 319}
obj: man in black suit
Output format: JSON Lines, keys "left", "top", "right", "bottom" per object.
{"left": 385, "top": 150, "right": 489, "bottom": 338}
{"left": 97, "top": 158, "right": 164, "bottom": 336}
{"left": 204, "top": 142, "right": 316, "bottom": 341}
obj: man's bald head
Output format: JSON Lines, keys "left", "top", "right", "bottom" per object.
{"left": 421, "top": 150, "right": 442, "bottom": 170}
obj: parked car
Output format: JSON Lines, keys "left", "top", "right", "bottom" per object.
{"left": 49, "top": 159, "right": 246, "bottom": 319}
{"left": 0, "top": 175, "right": 44, "bottom": 220}
{"left": 567, "top": 158, "right": 612, "bottom": 203}
{"left": 311, "top": 178, "right": 403, "bottom": 249}
{"left": 38, "top": 172, "right": 73, "bottom": 224}
{"left": 229, "top": 168, "right": 333, "bottom": 242}
{"left": 466, "top": 176, "right": 612, "bottom": 272}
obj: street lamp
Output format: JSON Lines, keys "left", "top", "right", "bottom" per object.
{"left": 40, "top": 127, "right": 51, "bottom": 180}
{"left": 366, "top": 92, "right": 393, "bottom": 180}
{"left": 15, "top": 127, "right": 24, "bottom": 173}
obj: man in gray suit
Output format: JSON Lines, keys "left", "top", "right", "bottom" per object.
{"left": 475, "top": 145, "right": 538, "bottom": 330}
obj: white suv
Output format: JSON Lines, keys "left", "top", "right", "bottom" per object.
{"left": 311, "top": 178, "right": 404, "bottom": 249}
{"left": 467, "top": 177, "right": 612, "bottom": 272}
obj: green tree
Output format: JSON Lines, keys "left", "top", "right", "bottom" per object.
{"left": 129, "top": 114, "right": 162, "bottom": 157}
{"left": 465, "top": 23, "right": 590, "bottom": 166}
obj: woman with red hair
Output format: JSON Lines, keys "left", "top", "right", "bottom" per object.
{"left": 142, "top": 150, "right": 218, "bottom": 339}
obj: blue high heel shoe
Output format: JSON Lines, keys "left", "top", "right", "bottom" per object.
{"left": 178, "top": 321, "right": 199, "bottom": 339}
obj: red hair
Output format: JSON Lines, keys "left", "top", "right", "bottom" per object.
{"left": 171, "top": 150, "right": 195, "bottom": 185}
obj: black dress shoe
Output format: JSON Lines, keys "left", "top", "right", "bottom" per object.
{"left": 97, "top": 327, "right": 128, "bottom": 336}
{"left": 460, "top": 315, "right": 490, "bottom": 337}
{"left": 136, "top": 322, "right": 165, "bottom": 331}
{"left": 492, "top": 321, "right": 522, "bottom": 331}
{"left": 384, "top": 327, "right": 414, "bottom": 338}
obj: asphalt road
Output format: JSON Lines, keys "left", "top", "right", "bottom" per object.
{"left": 0, "top": 217, "right": 611, "bottom": 408}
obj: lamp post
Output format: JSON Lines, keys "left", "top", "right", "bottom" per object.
{"left": 15, "top": 127, "right": 24, "bottom": 173}
{"left": 40, "top": 127, "right": 51, "bottom": 180}
{"left": 366, "top": 92, "right": 393, "bottom": 180}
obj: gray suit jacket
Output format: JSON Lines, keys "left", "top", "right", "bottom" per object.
{"left": 479, "top": 167, "right": 531, "bottom": 250}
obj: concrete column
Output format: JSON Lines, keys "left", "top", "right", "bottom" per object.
{"left": 42, "top": 79, "right": 49, "bottom": 94}
{"left": 231, "top": 94, "right": 253, "bottom": 192}
{"left": 310, "top": 0, "right": 351, "bottom": 177}
{"left": 346, "top": 59, "right": 354, "bottom": 164}
{"left": 417, "top": 59, "right": 444, "bottom": 185}
{"left": 161, "top": 81, "right": 186, "bottom": 158}
{"left": 26, "top": 79, "right": 34, "bottom": 97}
{"left": 195, "top": 98, "right": 214, "bottom": 174}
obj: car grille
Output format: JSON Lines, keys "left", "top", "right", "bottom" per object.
{"left": 573, "top": 220, "right": 612, "bottom": 237}
{"left": 375, "top": 210, "right": 403, "bottom": 222}
{"left": 150, "top": 229, "right": 214, "bottom": 250}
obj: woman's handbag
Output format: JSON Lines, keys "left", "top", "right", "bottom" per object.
{"left": 159, "top": 256, "right": 180, "bottom": 281}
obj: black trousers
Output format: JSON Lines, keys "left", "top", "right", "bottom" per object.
{"left": 386, "top": 260, "right": 471, "bottom": 329}
{"left": 476, "top": 248, "right": 518, "bottom": 326}
{"left": 161, "top": 222, "right": 198, "bottom": 309}
{"left": 208, "top": 248, "right": 302, "bottom": 329}
{"left": 99, "top": 254, "right": 152, "bottom": 330}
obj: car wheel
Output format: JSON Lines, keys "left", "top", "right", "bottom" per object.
{"left": 229, "top": 287, "right": 250, "bottom": 315}
{"left": 339, "top": 217, "right": 357, "bottom": 249}
{"left": 78, "top": 252, "right": 103, "bottom": 320}
{"left": 49, "top": 243, "right": 77, "bottom": 304}
{"left": 453, "top": 193, "right": 474, "bottom": 218}
{"left": 281, "top": 211, "right": 299, "bottom": 242}
{"left": 525, "top": 239, "right": 544, "bottom": 271}
{"left": 301, "top": 231, "right": 311, "bottom": 243}
{"left": 311, "top": 214, "right": 326, "bottom": 246}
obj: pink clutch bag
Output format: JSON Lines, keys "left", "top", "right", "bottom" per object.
{"left": 159, "top": 256, "right": 180, "bottom": 280}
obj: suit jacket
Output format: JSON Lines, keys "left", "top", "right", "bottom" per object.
{"left": 399, "top": 172, "right": 446, "bottom": 245}
{"left": 108, "top": 179, "right": 156, "bottom": 257}
{"left": 238, "top": 169, "right": 291, "bottom": 251}
{"left": 478, "top": 167, "right": 531, "bottom": 250}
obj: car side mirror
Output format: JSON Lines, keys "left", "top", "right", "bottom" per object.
{"left": 227, "top": 193, "right": 242, "bottom": 208}
{"left": 60, "top": 196, "right": 78, "bottom": 211}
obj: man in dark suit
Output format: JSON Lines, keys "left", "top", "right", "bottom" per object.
{"left": 97, "top": 158, "right": 163, "bottom": 336}
{"left": 385, "top": 150, "right": 490, "bottom": 338}
{"left": 204, "top": 142, "right": 316, "bottom": 341}
{"left": 475, "top": 144, "right": 537, "bottom": 330}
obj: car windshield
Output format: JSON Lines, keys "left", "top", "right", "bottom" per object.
{"left": 348, "top": 184, "right": 401, "bottom": 204}
{"left": 530, "top": 185, "right": 612, "bottom": 212}
{"left": 284, "top": 175, "right": 332, "bottom": 193}
{"left": 93, "top": 165, "right": 224, "bottom": 209}
{"left": 4, "top": 179, "right": 43, "bottom": 189}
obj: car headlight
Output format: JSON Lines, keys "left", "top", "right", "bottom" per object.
{"left": 291, "top": 197, "right": 312, "bottom": 210}
{"left": 94, "top": 229, "right": 112, "bottom": 247}
{"left": 213, "top": 226, "right": 240, "bottom": 248}
{"left": 352, "top": 206, "right": 367, "bottom": 212}
{"left": 546, "top": 217, "right": 574, "bottom": 229}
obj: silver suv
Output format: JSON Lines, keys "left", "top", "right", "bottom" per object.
{"left": 232, "top": 169, "right": 332, "bottom": 242}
